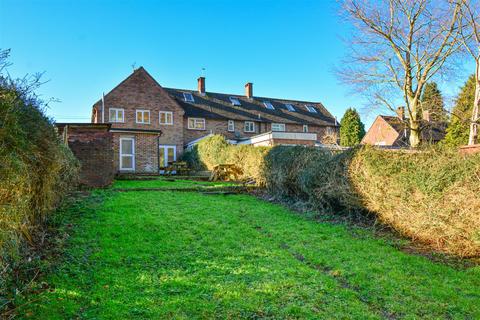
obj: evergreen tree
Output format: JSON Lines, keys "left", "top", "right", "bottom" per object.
{"left": 443, "top": 75, "right": 476, "bottom": 146}
{"left": 420, "top": 82, "right": 446, "bottom": 121}
{"left": 339, "top": 108, "right": 365, "bottom": 147}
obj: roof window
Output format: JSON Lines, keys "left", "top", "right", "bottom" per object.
{"left": 229, "top": 97, "right": 241, "bottom": 106}
{"left": 183, "top": 92, "right": 195, "bottom": 102}
{"left": 284, "top": 104, "right": 296, "bottom": 112}
{"left": 305, "top": 105, "right": 317, "bottom": 113}
{"left": 263, "top": 101, "right": 275, "bottom": 110}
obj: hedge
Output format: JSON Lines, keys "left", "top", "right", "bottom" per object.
{"left": 0, "top": 60, "right": 79, "bottom": 302}
{"left": 187, "top": 135, "right": 480, "bottom": 257}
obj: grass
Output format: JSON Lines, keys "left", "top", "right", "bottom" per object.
{"left": 112, "top": 178, "right": 237, "bottom": 189}
{"left": 15, "top": 180, "right": 480, "bottom": 319}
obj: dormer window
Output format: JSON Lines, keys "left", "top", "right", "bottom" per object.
{"left": 305, "top": 105, "right": 317, "bottom": 113}
{"left": 263, "top": 101, "right": 275, "bottom": 110}
{"left": 284, "top": 104, "right": 296, "bottom": 112}
{"left": 229, "top": 97, "right": 241, "bottom": 106}
{"left": 183, "top": 92, "right": 195, "bottom": 102}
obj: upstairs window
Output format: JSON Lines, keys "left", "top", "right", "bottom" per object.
{"left": 244, "top": 121, "right": 255, "bottom": 133}
{"left": 136, "top": 109, "right": 150, "bottom": 124}
{"left": 188, "top": 117, "right": 206, "bottom": 130}
{"left": 263, "top": 101, "right": 275, "bottom": 110}
{"left": 271, "top": 123, "right": 285, "bottom": 132}
{"left": 303, "top": 124, "right": 309, "bottom": 133}
{"left": 183, "top": 92, "right": 195, "bottom": 102}
{"left": 109, "top": 108, "right": 124, "bottom": 123}
{"left": 284, "top": 104, "right": 296, "bottom": 112}
{"left": 228, "top": 120, "right": 235, "bottom": 132}
{"left": 159, "top": 111, "right": 173, "bottom": 125}
{"left": 305, "top": 105, "right": 317, "bottom": 113}
{"left": 229, "top": 97, "right": 241, "bottom": 106}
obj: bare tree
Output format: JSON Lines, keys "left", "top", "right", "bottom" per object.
{"left": 458, "top": 1, "right": 480, "bottom": 145}
{"left": 339, "top": 0, "right": 462, "bottom": 147}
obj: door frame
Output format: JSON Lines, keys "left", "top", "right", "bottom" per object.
{"left": 158, "top": 145, "right": 177, "bottom": 168}
{"left": 119, "top": 137, "right": 135, "bottom": 171}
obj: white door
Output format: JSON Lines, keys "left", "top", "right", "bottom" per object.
{"left": 120, "top": 137, "right": 135, "bottom": 171}
{"left": 159, "top": 145, "right": 176, "bottom": 168}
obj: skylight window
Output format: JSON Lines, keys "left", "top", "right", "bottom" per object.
{"left": 263, "top": 101, "right": 275, "bottom": 110}
{"left": 305, "top": 105, "right": 317, "bottom": 113}
{"left": 284, "top": 104, "right": 296, "bottom": 112}
{"left": 183, "top": 92, "right": 195, "bottom": 102}
{"left": 229, "top": 97, "right": 241, "bottom": 106}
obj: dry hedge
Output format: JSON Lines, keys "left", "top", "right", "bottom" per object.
{"left": 183, "top": 135, "right": 480, "bottom": 257}
{"left": 0, "top": 69, "right": 79, "bottom": 299}
{"left": 350, "top": 146, "right": 480, "bottom": 257}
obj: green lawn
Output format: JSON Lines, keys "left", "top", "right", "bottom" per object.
{"left": 16, "top": 180, "right": 480, "bottom": 319}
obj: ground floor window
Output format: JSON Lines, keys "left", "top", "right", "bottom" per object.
{"left": 159, "top": 145, "right": 176, "bottom": 168}
{"left": 244, "top": 121, "right": 255, "bottom": 133}
{"left": 228, "top": 120, "right": 235, "bottom": 132}
{"left": 120, "top": 137, "right": 135, "bottom": 170}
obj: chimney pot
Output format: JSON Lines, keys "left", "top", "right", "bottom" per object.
{"left": 245, "top": 82, "right": 253, "bottom": 99}
{"left": 396, "top": 106, "right": 405, "bottom": 120}
{"left": 198, "top": 77, "right": 205, "bottom": 95}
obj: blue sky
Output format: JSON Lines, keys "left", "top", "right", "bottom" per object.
{"left": 0, "top": 0, "right": 473, "bottom": 126}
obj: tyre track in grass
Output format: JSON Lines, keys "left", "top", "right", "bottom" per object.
{"left": 244, "top": 213, "right": 399, "bottom": 320}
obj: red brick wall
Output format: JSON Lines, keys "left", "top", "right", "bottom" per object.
{"left": 93, "top": 68, "right": 184, "bottom": 159}
{"left": 61, "top": 125, "right": 114, "bottom": 187}
{"left": 112, "top": 132, "right": 162, "bottom": 174}
{"left": 459, "top": 144, "right": 480, "bottom": 155}
{"left": 362, "top": 116, "right": 399, "bottom": 146}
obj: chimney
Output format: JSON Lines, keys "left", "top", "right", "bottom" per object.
{"left": 245, "top": 82, "right": 253, "bottom": 99}
{"left": 422, "top": 110, "right": 430, "bottom": 122}
{"left": 197, "top": 77, "right": 205, "bottom": 95}
{"left": 396, "top": 106, "right": 405, "bottom": 120}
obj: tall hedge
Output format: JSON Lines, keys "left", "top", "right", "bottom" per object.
{"left": 0, "top": 52, "right": 79, "bottom": 298}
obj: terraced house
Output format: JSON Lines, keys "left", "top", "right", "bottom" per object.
{"left": 91, "top": 67, "right": 338, "bottom": 173}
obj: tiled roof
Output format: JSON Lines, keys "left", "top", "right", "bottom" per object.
{"left": 165, "top": 88, "right": 337, "bottom": 127}
{"left": 380, "top": 115, "right": 447, "bottom": 144}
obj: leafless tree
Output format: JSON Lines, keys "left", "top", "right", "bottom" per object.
{"left": 458, "top": 1, "right": 480, "bottom": 145}
{"left": 339, "top": 0, "right": 463, "bottom": 147}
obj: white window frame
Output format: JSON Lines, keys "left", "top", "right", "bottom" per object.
{"left": 159, "top": 145, "right": 177, "bottom": 168}
{"left": 188, "top": 117, "right": 206, "bottom": 130}
{"left": 159, "top": 111, "right": 173, "bottom": 125}
{"left": 285, "top": 104, "right": 296, "bottom": 112}
{"left": 244, "top": 121, "right": 255, "bottom": 133}
{"left": 135, "top": 109, "right": 150, "bottom": 124}
{"left": 305, "top": 105, "right": 317, "bottom": 113}
{"left": 303, "top": 124, "right": 309, "bottom": 133}
{"left": 119, "top": 137, "right": 135, "bottom": 171}
{"left": 263, "top": 101, "right": 275, "bottom": 110}
{"left": 109, "top": 108, "right": 125, "bottom": 123}
{"left": 183, "top": 92, "right": 195, "bottom": 102}
{"left": 271, "top": 123, "right": 285, "bottom": 132}
{"left": 229, "top": 97, "right": 241, "bottom": 106}
{"left": 228, "top": 120, "right": 235, "bottom": 132}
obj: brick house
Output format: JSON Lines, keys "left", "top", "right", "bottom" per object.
{"left": 91, "top": 67, "right": 338, "bottom": 173}
{"left": 362, "top": 107, "right": 447, "bottom": 147}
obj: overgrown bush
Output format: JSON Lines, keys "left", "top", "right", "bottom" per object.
{"left": 350, "top": 146, "right": 480, "bottom": 257}
{"left": 182, "top": 135, "right": 269, "bottom": 184}
{"left": 0, "top": 51, "right": 79, "bottom": 303}
{"left": 264, "top": 146, "right": 362, "bottom": 214}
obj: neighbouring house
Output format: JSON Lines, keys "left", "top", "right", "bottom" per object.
{"left": 362, "top": 107, "right": 447, "bottom": 147}
{"left": 90, "top": 67, "right": 339, "bottom": 174}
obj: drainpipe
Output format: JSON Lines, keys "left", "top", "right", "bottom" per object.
{"left": 101, "top": 92, "right": 105, "bottom": 123}
{"left": 157, "top": 135, "right": 160, "bottom": 174}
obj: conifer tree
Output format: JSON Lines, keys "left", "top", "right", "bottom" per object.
{"left": 420, "top": 82, "right": 446, "bottom": 121}
{"left": 339, "top": 108, "right": 365, "bottom": 147}
{"left": 443, "top": 75, "right": 476, "bottom": 146}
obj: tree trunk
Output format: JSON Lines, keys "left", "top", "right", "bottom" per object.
{"left": 468, "top": 57, "right": 480, "bottom": 146}
{"left": 408, "top": 97, "right": 421, "bottom": 148}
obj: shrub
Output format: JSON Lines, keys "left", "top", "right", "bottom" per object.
{"left": 182, "top": 135, "right": 269, "bottom": 184}
{"left": 0, "top": 51, "right": 79, "bottom": 300}
{"left": 349, "top": 146, "right": 480, "bottom": 257}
